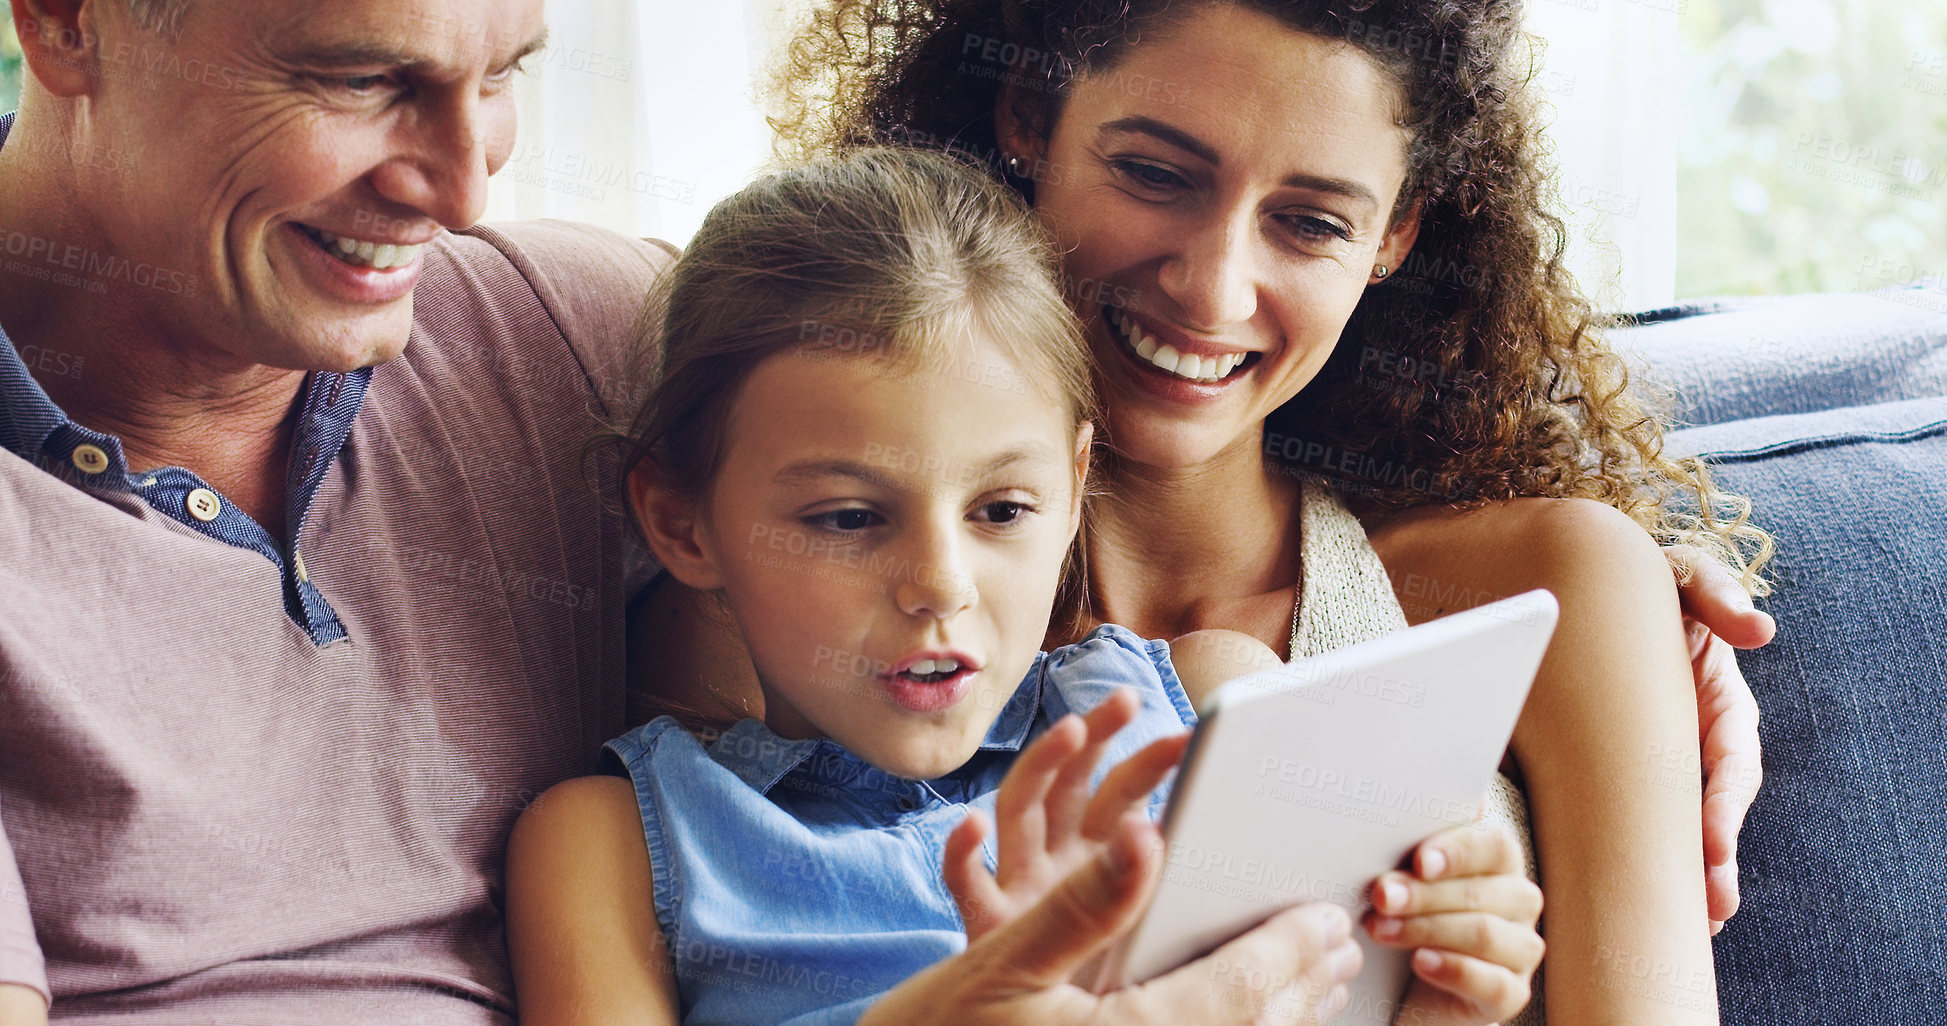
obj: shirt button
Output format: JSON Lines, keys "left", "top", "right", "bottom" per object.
{"left": 294, "top": 551, "right": 310, "bottom": 583}
{"left": 70, "top": 444, "right": 110, "bottom": 474}
{"left": 896, "top": 796, "right": 921, "bottom": 813}
{"left": 186, "top": 488, "right": 222, "bottom": 522}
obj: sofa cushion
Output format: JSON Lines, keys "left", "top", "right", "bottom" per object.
{"left": 1668, "top": 396, "right": 1947, "bottom": 1025}
{"left": 1612, "top": 289, "right": 1947, "bottom": 426}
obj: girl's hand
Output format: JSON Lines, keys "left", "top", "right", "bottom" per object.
{"left": 871, "top": 810, "right": 1365, "bottom": 1026}
{"left": 1365, "top": 822, "right": 1545, "bottom": 1026}
{"left": 943, "top": 688, "right": 1191, "bottom": 942}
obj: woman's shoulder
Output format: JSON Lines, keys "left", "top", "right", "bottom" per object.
{"left": 1363, "top": 497, "right": 1672, "bottom": 623}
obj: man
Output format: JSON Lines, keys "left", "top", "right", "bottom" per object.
{"left": 0, "top": 0, "right": 669, "bottom": 1020}
{"left": 0, "top": 0, "right": 1768, "bottom": 1022}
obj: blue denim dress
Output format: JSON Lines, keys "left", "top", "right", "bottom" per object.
{"left": 604, "top": 625, "right": 1196, "bottom": 1026}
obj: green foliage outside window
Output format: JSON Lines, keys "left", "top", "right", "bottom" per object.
{"left": 1, "top": 3, "right": 20, "bottom": 114}
{"left": 1679, "top": 0, "right": 1947, "bottom": 298}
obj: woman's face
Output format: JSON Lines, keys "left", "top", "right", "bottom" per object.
{"left": 1000, "top": 4, "right": 1421, "bottom": 470}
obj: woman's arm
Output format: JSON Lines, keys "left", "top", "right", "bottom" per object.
{"left": 1372, "top": 498, "right": 1718, "bottom": 1024}
{"left": 505, "top": 776, "right": 682, "bottom": 1026}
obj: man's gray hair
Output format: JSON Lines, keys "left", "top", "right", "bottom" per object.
{"left": 125, "top": 0, "right": 190, "bottom": 35}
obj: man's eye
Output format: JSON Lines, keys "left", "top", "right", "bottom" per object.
{"left": 334, "top": 74, "right": 390, "bottom": 94}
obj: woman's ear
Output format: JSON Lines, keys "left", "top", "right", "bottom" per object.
{"left": 628, "top": 462, "right": 726, "bottom": 591}
{"left": 992, "top": 82, "right": 1049, "bottom": 167}
{"left": 1372, "top": 197, "right": 1424, "bottom": 285}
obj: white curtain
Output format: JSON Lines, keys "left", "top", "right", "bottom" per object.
{"left": 481, "top": 0, "right": 804, "bottom": 246}
{"left": 1524, "top": 0, "right": 1681, "bottom": 311}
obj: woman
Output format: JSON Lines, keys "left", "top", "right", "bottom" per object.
{"left": 629, "top": 0, "right": 1771, "bottom": 1021}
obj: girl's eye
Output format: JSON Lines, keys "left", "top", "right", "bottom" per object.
{"left": 974, "top": 501, "right": 1034, "bottom": 525}
{"left": 806, "top": 508, "right": 882, "bottom": 533}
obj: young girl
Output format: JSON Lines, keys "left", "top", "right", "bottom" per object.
{"left": 504, "top": 148, "right": 1543, "bottom": 1026}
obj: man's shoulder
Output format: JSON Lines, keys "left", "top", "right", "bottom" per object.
{"left": 421, "top": 219, "right": 676, "bottom": 339}
{"left": 412, "top": 220, "right": 678, "bottom": 421}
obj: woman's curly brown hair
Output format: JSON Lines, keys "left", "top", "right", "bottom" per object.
{"left": 770, "top": 0, "right": 1772, "bottom": 591}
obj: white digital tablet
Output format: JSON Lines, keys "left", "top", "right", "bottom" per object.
{"left": 1089, "top": 589, "right": 1559, "bottom": 1025}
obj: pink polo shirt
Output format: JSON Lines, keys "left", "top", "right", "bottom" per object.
{"left": 0, "top": 219, "right": 670, "bottom": 1023}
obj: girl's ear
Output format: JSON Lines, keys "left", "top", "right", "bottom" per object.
{"left": 628, "top": 462, "right": 726, "bottom": 591}
{"left": 1068, "top": 421, "right": 1095, "bottom": 535}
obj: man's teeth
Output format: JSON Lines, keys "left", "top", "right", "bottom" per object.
{"left": 907, "top": 658, "right": 962, "bottom": 677}
{"left": 1108, "top": 308, "right": 1245, "bottom": 383}
{"left": 303, "top": 226, "right": 426, "bottom": 271}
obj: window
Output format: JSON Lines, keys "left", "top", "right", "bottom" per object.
{"left": 3, "top": 1, "right": 1937, "bottom": 306}
{"left": 1676, "top": 0, "right": 1946, "bottom": 299}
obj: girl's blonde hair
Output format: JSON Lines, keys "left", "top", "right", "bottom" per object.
{"left": 623, "top": 146, "right": 1094, "bottom": 501}
{"left": 619, "top": 146, "right": 1098, "bottom": 728}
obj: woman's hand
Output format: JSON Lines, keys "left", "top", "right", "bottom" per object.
{"left": 1664, "top": 544, "right": 1774, "bottom": 932}
{"left": 943, "top": 688, "right": 1189, "bottom": 942}
{"left": 1366, "top": 822, "right": 1545, "bottom": 1026}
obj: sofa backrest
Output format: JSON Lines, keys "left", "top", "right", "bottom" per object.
{"left": 1667, "top": 393, "right": 1947, "bottom": 1025}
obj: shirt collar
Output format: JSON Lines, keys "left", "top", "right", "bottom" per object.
{"left": 0, "top": 325, "right": 75, "bottom": 461}
{"left": 707, "top": 653, "right": 1050, "bottom": 796}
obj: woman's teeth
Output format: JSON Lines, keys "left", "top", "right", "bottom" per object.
{"left": 300, "top": 225, "right": 427, "bottom": 271}
{"left": 903, "top": 657, "right": 962, "bottom": 683}
{"left": 1108, "top": 308, "right": 1246, "bottom": 383}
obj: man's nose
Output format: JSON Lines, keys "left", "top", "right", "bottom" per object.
{"left": 368, "top": 91, "right": 493, "bottom": 230}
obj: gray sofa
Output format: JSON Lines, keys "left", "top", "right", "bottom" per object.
{"left": 1611, "top": 287, "right": 1947, "bottom": 1024}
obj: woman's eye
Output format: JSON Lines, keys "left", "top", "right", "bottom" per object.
{"left": 807, "top": 509, "right": 881, "bottom": 533}
{"left": 1279, "top": 214, "right": 1354, "bottom": 244}
{"left": 1112, "top": 159, "right": 1188, "bottom": 192}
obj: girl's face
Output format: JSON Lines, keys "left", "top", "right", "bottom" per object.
{"left": 1001, "top": 4, "right": 1421, "bottom": 470}
{"left": 649, "top": 335, "right": 1088, "bottom": 780}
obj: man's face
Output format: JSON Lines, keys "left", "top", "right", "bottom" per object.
{"left": 69, "top": 0, "right": 546, "bottom": 373}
